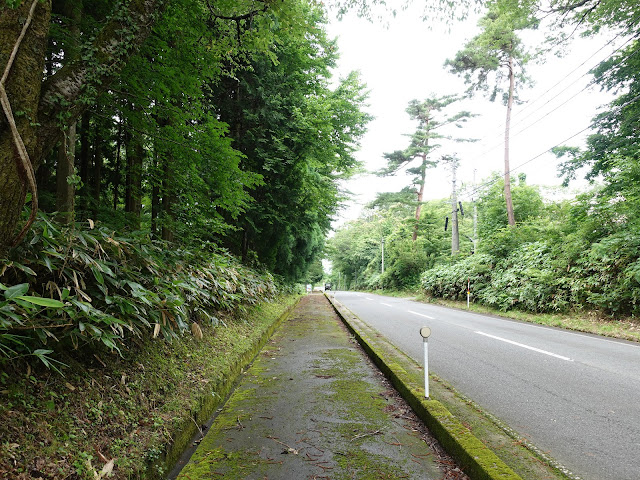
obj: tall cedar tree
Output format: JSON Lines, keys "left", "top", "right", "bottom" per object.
{"left": 209, "top": 5, "right": 371, "bottom": 280}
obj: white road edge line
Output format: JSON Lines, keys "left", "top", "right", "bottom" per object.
{"left": 475, "top": 331, "right": 574, "bottom": 362}
{"left": 365, "top": 297, "right": 374, "bottom": 301}
{"left": 515, "top": 322, "right": 640, "bottom": 349}
{"left": 381, "top": 302, "right": 393, "bottom": 307}
{"left": 408, "top": 310, "right": 434, "bottom": 320}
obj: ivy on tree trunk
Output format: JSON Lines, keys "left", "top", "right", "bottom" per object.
{"left": 0, "top": 0, "right": 165, "bottom": 255}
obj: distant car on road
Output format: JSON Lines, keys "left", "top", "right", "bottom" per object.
{"left": 324, "top": 283, "right": 331, "bottom": 291}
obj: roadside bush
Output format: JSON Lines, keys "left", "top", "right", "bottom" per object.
{"left": 569, "top": 231, "right": 640, "bottom": 316}
{"left": 421, "top": 231, "right": 640, "bottom": 317}
{"left": 421, "top": 253, "right": 495, "bottom": 300}
{"left": 0, "top": 213, "right": 279, "bottom": 369}
{"left": 477, "top": 241, "right": 570, "bottom": 313}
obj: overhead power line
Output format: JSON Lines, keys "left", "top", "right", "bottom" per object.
{"left": 468, "top": 33, "right": 640, "bottom": 164}
{"left": 456, "top": 90, "right": 640, "bottom": 202}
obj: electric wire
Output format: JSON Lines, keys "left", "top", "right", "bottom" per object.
{"left": 516, "top": 19, "right": 640, "bottom": 118}
{"left": 436, "top": 11, "right": 640, "bottom": 164}
{"left": 455, "top": 89, "right": 640, "bottom": 202}
{"left": 457, "top": 34, "right": 640, "bottom": 164}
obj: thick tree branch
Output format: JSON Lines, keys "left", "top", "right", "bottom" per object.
{"left": 34, "top": 0, "right": 167, "bottom": 170}
{"left": 210, "top": 4, "right": 269, "bottom": 22}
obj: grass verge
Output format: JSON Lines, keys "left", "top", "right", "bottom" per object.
{"left": 0, "top": 294, "right": 299, "bottom": 480}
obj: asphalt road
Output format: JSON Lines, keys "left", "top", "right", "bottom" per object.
{"left": 332, "top": 291, "right": 640, "bottom": 480}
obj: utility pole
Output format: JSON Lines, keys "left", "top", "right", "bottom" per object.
{"left": 473, "top": 168, "right": 478, "bottom": 254}
{"left": 450, "top": 158, "right": 460, "bottom": 255}
{"left": 381, "top": 237, "right": 385, "bottom": 274}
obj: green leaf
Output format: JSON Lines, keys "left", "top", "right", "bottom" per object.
{"left": 91, "top": 266, "right": 104, "bottom": 285}
{"left": 16, "top": 296, "right": 65, "bottom": 308}
{"left": 42, "top": 256, "right": 53, "bottom": 272}
{"left": 70, "top": 299, "right": 90, "bottom": 313}
{"left": 13, "top": 263, "right": 36, "bottom": 276}
{"left": 32, "top": 348, "right": 54, "bottom": 356}
{"left": 4, "top": 283, "right": 29, "bottom": 299}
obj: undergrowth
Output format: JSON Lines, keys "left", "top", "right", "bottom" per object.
{"left": 0, "top": 296, "right": 298, "bottom": 479}
{"left": 0, "top": 212, "right": 280, "bottom": 369}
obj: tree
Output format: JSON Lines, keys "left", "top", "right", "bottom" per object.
{"left": 210, "top": 4, "right": 371, "bottom": 281}
{"left": 0, "top": 0, "right": 169, "bottom": 254}
{"left": 446, "top": 0, "right": 537, "bottom": 226}
{"left": 476, "top": 172, "right": 544, "bottom": 244}
{"left": 377, "top": 95, "right": 474, "bottom": 241}
{"left": 327, "top": 199, "right": 458, "bottom": 290}
{"left": 556, "top": 40, "right": 640, "bottom": 184}
{"left": 544, "top": 0, "right": 640, "bottom": 34}
{"left": 0, "top": 0, "right": 306, "bottom": 255}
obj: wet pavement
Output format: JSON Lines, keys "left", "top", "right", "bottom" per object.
{"left": 173, "top": 294, "right": 467, "bottom": 479}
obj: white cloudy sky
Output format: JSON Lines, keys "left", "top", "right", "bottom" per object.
{"left": 325, "top": 3, "right": 627, "bottom": 227}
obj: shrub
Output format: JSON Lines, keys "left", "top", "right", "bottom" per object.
{"left": 0, "top": 213, "right": 279, "bottom": 369}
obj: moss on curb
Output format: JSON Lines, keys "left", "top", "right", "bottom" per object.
{"left": 155, "top": 297, "right": 301, "bottom": 478}
{"left": 177, "top": 294, "right": 451, "bottom": 480}
{"left": 326, "top": 294, "right": 522, "bottom": 480}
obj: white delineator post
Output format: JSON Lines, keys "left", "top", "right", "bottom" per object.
{"left": 420, "top": 326, "right": 431, "bottom": 398}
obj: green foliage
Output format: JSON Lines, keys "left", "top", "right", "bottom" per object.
{"left": 380, "top": 239, "right": 433, "bottom": 289}
{"left": 421, "top": 253, "right": 495, "bottom": 300}
{"left": 546, "top": 0, "right": 640, "bottom": 35}
{"left": 445, "top": 0, "right": 537, "bottom": 102}
{"left": 210, "top": 3, "right": 371, "bottom": 281}
{"left": 556, "top": 40, "right": 640, "bottom": 187}
{"left": 327, "top": 199, "right": 458, "bottom": 291}
{"left": 421, "top": 172, "right": 640, "bottom": 317}
{"left": 0, "top": 213, "right": 278, "bottom": 369}
{"left": 476, "top": 173, "right": 545, "bottom": 239}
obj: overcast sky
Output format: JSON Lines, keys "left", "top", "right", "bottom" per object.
{"left": 325, "top": 3, "right": 626, "bottom": 227}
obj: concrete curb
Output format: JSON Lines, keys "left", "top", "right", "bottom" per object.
{"left": 326, "top": 293, "right": 523, "bottom": 480}
{"left": 163, "top": 296, "right": 301, "bottom": 479}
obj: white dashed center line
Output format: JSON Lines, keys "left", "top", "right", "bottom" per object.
{"left": 408, "top": 310, "right": 434, "bottom": 320}
{"left": 475, "top": 331, "right": 573, "bottom": 362}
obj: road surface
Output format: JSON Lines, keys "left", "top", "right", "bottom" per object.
{"left": 332, "top": 291, "right": 640, "bottom": 480}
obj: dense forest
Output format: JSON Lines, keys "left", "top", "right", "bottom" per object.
{"left": 327, "top": 0, "right": 640, "bottom": 318}
{"left": 0, "top": 0, "right": 637, "bottom": 370}
{"left": 0, "top": 0, "right": 371, "bottom": 367}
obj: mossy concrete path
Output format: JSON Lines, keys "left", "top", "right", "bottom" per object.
{"left": 173, "top": 293, "right": 467, "bottom": 479}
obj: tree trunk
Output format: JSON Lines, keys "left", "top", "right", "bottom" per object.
{"left": 92, "top": 138, "right": 102, "bottom": 220}
{"left": 0, "top": 0, "right": 51, "bottom": 255}
{"left": 160, "top": 155, "right": 174, "bottom": 242}
{"left": 113, "top": 116, "right": 123, "bottom": 211}
{"left": 55, "top": 123, "right": 76, "bottom": 224}
{"left": 412, "top": 153, "right": 427, "bottom": 242}
{"left": 125, "top": 123, "right": 143, "bottom": 229}
{"left": 151, "top": 150, "right": 160, "bottom": 237}
{"left": 241, "top": 226, "right": 249, "bottom": 262}
{"left": 0, "top": 0, "right": 165, "bottom": 254}
{"left": 504, "top": 54, "right": 516, "bottom": 227}
{"left": 78, "top": 112, "right": 91, "bottom": 212}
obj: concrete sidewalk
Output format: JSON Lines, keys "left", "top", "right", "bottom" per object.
{"left": 174, "top": 294, "right": 467, "bottom": 479}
